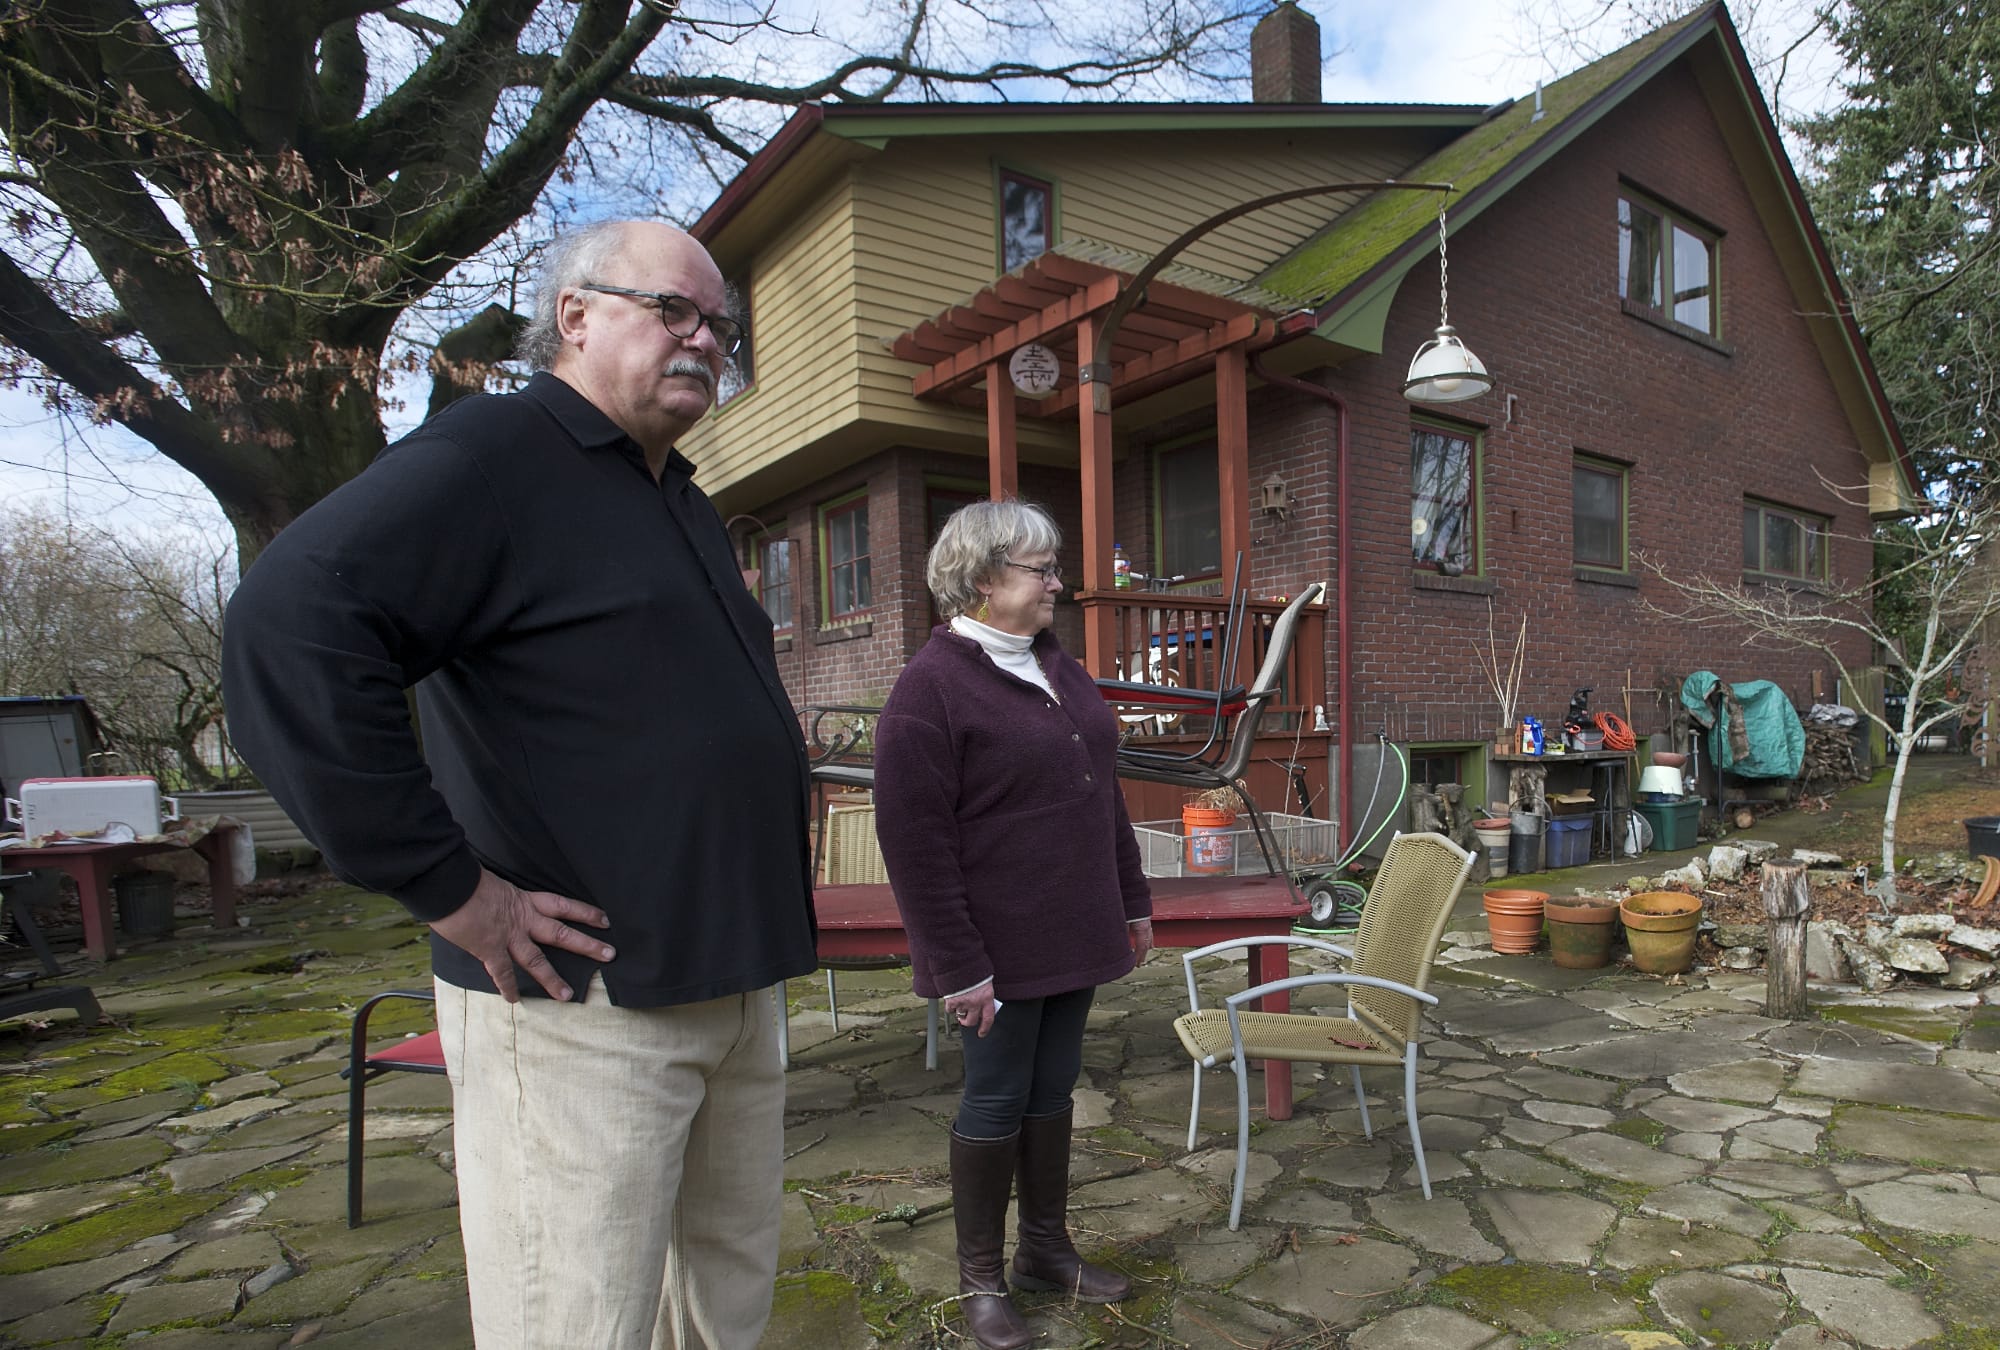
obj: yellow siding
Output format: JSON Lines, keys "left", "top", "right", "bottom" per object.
{"left": 694, "top": 126, "right": 1438, "bottom": 499}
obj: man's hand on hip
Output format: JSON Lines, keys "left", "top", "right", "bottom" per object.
{"left": 430, "top": 867, "right": 615, "bottom": 1002}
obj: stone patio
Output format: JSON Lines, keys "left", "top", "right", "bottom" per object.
{"left": 4, "top": 762, "right": 1998, "bottom": 1348}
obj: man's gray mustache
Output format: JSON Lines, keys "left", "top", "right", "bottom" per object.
{"left": 666, "top": 358, "right": 716, "bottom": 393}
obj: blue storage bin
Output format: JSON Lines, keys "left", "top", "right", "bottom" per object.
{"left": 1546, "top": 815, "right": 1592, "bottom": 868}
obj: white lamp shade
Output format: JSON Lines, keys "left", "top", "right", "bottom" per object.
{"left": 1637, "top": 765, "right": 1683, "bottom": 796}
{"left": 1404, "top": 325, "right": 1493, "bottom": 404}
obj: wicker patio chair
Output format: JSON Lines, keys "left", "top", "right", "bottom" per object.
{"left": 1172, "top": 829, "right": 1475, "bottom": 1229}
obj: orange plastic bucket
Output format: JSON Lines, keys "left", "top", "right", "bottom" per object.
{"left": 1182, "top": 805, "right": 1236, "bottom": 874}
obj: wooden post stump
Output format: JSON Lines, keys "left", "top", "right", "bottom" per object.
{"left": 1763, "top": 859, "right": 1812, "bottom": 1019}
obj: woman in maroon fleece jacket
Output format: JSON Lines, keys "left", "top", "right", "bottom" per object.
{"left": 874, "top": 499, "right": 1154, "bottom": 1350}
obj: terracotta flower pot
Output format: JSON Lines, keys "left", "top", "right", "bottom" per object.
{"left": 1545, "top": 895, "right": 1619, "bottom": 969}
{"left": 1619, "top": 891, "right": 1703, "bottom": 974}
{"left": 1482, "top": 888, "right": 1548, "bottom": 955}
{"left": 1651, "top": 751, "right": 1688, "bottom": 769}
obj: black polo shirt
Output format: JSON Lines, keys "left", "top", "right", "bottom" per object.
{"left": 223, "top": 373, "right": 817, "bottom": 1005}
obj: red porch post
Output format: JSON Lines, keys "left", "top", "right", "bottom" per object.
{"left": 1216, "top": 344, "right": 1251, "bottom": 581}
{"left": 985, "top": 358, "right": 1018, "bottom": 500}
{"left": 1076, "top": 313, "right": 1116, "bottom": 676}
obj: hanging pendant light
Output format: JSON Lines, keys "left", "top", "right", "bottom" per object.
{"left": 1405, "top": 202, "right": 1493, "bottom": 404}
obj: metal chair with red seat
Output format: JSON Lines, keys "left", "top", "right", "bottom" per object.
{"left": 342, "top": 989, "right": 446, "bottom": 1228}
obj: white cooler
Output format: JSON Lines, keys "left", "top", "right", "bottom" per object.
{"left": 3, "top": 776, "right": 180, "bottom": 842}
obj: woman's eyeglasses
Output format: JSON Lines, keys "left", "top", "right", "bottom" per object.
{"left": 1003, "top": 560, "right": 1062, "bottom": 584}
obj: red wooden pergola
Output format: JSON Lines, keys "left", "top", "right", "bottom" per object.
{"left": 890, "top": 251, "right": 1286, "bottom": 677}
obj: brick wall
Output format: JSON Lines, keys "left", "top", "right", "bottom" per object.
{"left": 1323, "top": 58, "right": 1876, "bottom": 747}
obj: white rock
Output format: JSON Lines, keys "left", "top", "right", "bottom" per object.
{"left": 1837, "top": 935, "right": 1896, "bottom": 992}
{"left": 1734, "top": 840, "right": 1782, "bottom": 862}
{"left": 1805, "top": 921, "right": 1853, "bottom": 982}
{"left": 1881, "top": 938, "right": 1948, "bottom": 975}
{"left": 1661, "top": 860, "right": 1708, "bottom": 888}
{"left": 1891, "top": 913, "right": 1955, "bottom": 938}
{"left": 1721, "top": 948, "right": 1763, "bottom": 971}
{"left": 1947, "top": 925, "right": 2000, "bottom": 958}
{"left": 1707, "top": 845, "right": 1750, "bottom": 882}
{"left": 1793, "top": 849, "right": 1843, "bottom": 865}
{"left": 1940, "top": 957, "right": 1996, "bottom": 990}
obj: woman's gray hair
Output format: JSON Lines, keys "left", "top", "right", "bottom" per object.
{"left": 926, "top": 499, "right": 1062, "bottom": 616}
{"left": 515, "top": 221, "right": 634, "bottom": 370}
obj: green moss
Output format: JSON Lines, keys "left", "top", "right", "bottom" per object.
{"left": 1434, "top": 1262, "right": 1621, "bottom": 1325}
{"left": 97, "top": 1051, "right": 229, "bottom": 1098}
{"left": 235, "top": 1165, "right": 314, "bottom": 1190}
{"left": 221, "top": 1010, "right": 350, "bottom": 1042}
{"left": 1819, "top": 1005, "right": 1960, "bottom": 1045}
{"left": 0, "top": 1192, "right": 226, "bottom": 1274}
{"left": 0, "top": 1121, "right": 81, "bottom": 1155}
{"left": 1925, "top": 1330, "right": 2000, "bottom": 1350}
{"left": 1606, "top": 1118, "right": 1668, "bottom": 1147}
{"left": 1259, "top": 9, "right": 1711, "bottom": 304}
{"left": 770, "top": 1270, "right": 860, "bottom": 1320}
{"left": 1083, "top": 1125, "right": 1166, "bottom": 1160}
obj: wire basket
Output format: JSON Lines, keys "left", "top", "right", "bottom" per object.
{"left": 1132, "top": 812, "right": 1338, "bottom": 879}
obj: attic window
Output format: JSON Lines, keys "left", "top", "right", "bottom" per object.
{"left": 998, "top": 169, "right": 1053, "bottom": 273}
{"left": 1619, "top": 193, "right": 1718, "bottom": 336}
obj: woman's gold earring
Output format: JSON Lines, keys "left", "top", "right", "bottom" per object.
{"left": 975, "top": 598, "right": 990, "bottom": 622}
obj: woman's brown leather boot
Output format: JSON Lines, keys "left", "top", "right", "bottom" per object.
{"left": 951, "top": 1129, "right": 1034, "bottom": 1349}
{"left": 1009, "top": 1107, "right": 1131, "bottom": 1301}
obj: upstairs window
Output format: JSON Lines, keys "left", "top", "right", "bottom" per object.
{"left": 1157, "top": 443, "right": 1221, "bottom": 579}
{"left": 998, "top": 169, "right": 1054, "bottom": 273}
{"left": 1619, "top": 194, "right": 1718, "bottom": 335}
{"left": 717, "top": 275, "right": 754, "bottom": 407}
{"left": 1412, "top": 423, "right": 1479, "bottom": 574}
{"left": 1573, "top": 455, "right": 1628, "bottom": 569}
{"left": 821, "top": 495, "right": 872, "bottom": 618}
{"left": 1743, "top": 499, "right": 1828, "bottom": 581}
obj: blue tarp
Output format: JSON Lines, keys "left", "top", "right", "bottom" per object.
{"left": 1680, "top": 673, "right": 1805, "bottom": 780}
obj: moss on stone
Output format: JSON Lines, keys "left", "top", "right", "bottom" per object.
{"left": 1434, "top": 1261, "right": 1623, "bottom": 1325}
{"left": 1084, "top": 1124, "right": 1166, "bottom": 1160}
{"left": 770, "top": 1269, "right": 860, "bottom": 1323}
{"left": 96, "top": 1050, "right": 230, "bottom": 1097}
{"left": 0, "top": 1121, "right": 81, "bottom": 1156}
{"left": 221, "top": 1010, "right": 350, "bottom": 1043}
{"left": 0, "top": 1192, "right": 227, "bottom": 1274}
{"left": 1819, "top": 1005, "right": 1960, "bottom": 1045}
{"left": 1606, "top": 1117, "right": 1668, "bottom": 1146}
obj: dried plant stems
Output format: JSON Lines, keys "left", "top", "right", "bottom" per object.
{"left": 1471, "top": 599, "right": 1527, "bottom": 736}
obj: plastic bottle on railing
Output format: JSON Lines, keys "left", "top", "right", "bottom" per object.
{"left": 1113, "top": 543, "right": 1132, "bottom": 589}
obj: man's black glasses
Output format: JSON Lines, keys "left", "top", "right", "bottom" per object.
{"left": 1003, "top": 560, "right": 1063, "bottom": 584}
{"left": 579, "top": 284, "right": 745, "bottom": 356}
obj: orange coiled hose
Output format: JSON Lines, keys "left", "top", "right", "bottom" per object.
{"left": 1593, "top": 711, "right": 1637, "bottom": 751}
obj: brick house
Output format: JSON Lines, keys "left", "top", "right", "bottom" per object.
{"left": 680, "top": 0, "right": 1915, "bottom": 850}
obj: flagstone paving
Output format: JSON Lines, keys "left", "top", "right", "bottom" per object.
{"left": 1, "top": 864, "right": 1998, "bottom": 1348}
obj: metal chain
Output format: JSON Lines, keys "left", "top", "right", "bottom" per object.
{"left": 1436, "top": 202, "right": 1450, "bottom": 329}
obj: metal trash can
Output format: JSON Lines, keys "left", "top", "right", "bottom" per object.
{"left": 114, "top": 870, "right": 178, "bottom": 937}
{"left": 1508, "top": 810, "right": 1545, "bottom": 875}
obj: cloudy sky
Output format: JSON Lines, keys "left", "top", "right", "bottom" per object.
{"left": 0, "top": 0, "right": 1843, "bottom": 546}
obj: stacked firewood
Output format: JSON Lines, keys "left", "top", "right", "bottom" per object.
{"left": 1798, "top": 722, "right": 1862, "bottom": 795}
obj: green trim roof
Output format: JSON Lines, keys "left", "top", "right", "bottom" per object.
{"left": 1259, "top": 5, "right": 1715, "bottom": 305}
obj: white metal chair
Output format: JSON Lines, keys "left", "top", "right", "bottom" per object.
{"left": 1172, "top": 830, "right": 1475, "bottom": 1228}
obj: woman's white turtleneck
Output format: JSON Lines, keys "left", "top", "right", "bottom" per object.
{"left": 950, "top": 614, "right": 1055, "bottom": 698}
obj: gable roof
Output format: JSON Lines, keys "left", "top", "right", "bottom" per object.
{"left": 1262, "top": 2, "right": 1916, "bottom": 507}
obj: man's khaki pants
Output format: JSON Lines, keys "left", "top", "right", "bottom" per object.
{"left": 436, "top": 975, "right": 784, "bottom": 1349}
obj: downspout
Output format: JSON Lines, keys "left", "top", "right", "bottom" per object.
{"left": 1249, "top": 350, "right": 1353, "bottom": 855}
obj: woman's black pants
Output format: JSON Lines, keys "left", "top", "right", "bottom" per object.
{"left": 954, "top": 986, "right": 1096, "bottom": 1139}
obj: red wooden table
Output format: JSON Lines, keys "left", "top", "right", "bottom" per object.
{"left": 813, "top": 874, "right": 1307, "bottom": 1120}
{"left": 1, "top": 828, "right": 242, "bottom": 962}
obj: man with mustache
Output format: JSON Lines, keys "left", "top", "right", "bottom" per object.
{"left": 223, "top": 221, "right": 817, "bottom": 1348}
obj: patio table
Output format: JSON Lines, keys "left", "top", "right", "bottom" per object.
{"left": 0, "top": 826, "right": 244, "bottom": 962}
{"left": 812, "top": 873, "right": 1307, "bottom": 1119}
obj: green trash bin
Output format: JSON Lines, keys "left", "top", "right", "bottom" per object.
{"left": 1635, "top": 797, "right": 1701, "bottom": 853}
{"left": 114, "top": 870, "right": 178, "bottom": 937}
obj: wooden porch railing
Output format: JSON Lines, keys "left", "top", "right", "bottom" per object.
{"left": 1075, "top": 589, "right": 1328, "bottom": 742}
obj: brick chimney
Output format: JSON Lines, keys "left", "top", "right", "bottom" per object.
{"left": 1251, "top": 2, "right": 1322, "bottom": 104}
